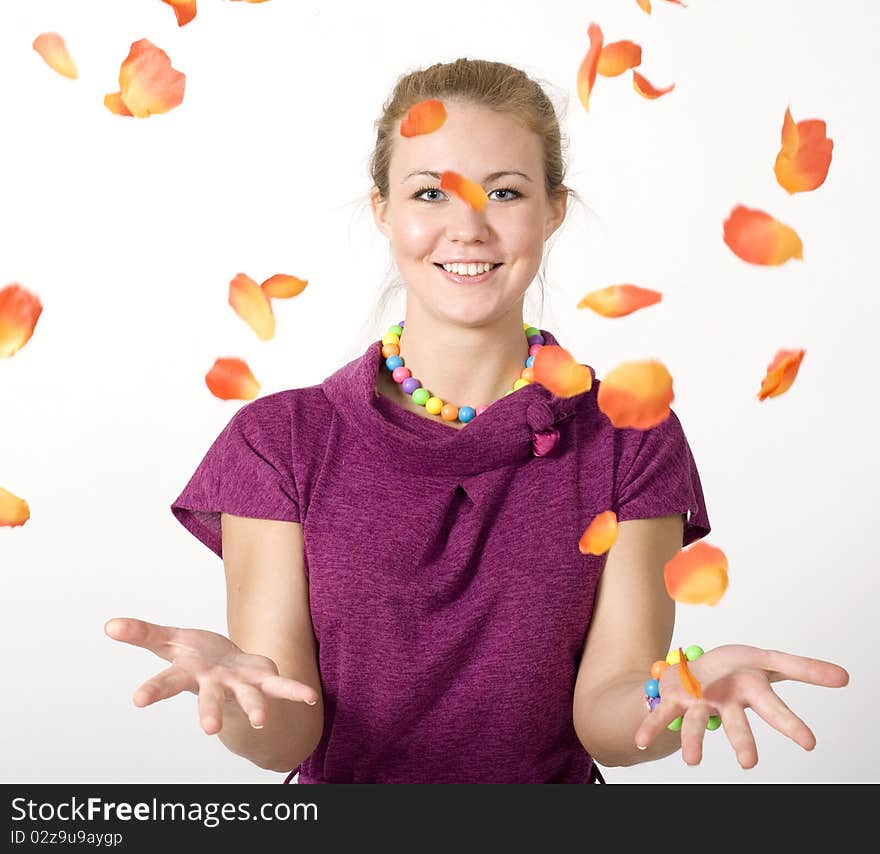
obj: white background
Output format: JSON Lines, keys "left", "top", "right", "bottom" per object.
{"left": 1, "top": 0, "right": 876, "bottom": 783}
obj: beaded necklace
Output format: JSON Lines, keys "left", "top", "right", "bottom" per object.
{"left": 380, "top": 320, "right": 547, "bottom": 425}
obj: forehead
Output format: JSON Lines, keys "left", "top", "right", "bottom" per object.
{"left": 390, "top": 100, "right": 543, "bottom": 179}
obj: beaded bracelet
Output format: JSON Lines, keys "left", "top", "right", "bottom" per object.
{"left": 644, "top": 645, "right": 722, "bottom": 732}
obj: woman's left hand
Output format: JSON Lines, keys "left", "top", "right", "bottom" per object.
{"left": 633, "top": 644, "right": 849, "bottom": 768}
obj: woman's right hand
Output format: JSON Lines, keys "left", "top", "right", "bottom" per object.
{"left": 104, "top": 617, "right": 319, "bottom": 735}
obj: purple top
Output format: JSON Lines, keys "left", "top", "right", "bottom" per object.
{"left": 170, "top": 329, "right": 711, "bottom": 783}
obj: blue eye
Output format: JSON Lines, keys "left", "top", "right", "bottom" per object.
{"left": 411, "top": 185, "right": 522, "bottom": 202}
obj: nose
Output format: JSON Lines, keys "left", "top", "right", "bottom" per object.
{"left": 444, "top": 200, "right": 492, "bottom": 243}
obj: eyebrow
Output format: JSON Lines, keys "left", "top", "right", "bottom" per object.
{"left": 402, "top": 170, "right": 532, "bottom": 184}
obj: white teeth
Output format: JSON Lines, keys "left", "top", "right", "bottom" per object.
{"left": 441, "top": 262, "right": 496, "bottom": 276}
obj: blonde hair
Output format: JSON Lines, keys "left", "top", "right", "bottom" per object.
{"left": 366, "top": 57, "right": 584, "bottom": 334}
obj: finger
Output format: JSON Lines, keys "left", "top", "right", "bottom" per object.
{"left": 720, "top": 705, "right": 758, "bottom": 769}
{"left": 634, "top": 698, "right": 685, "bottom": 750}
{"left": 761, "top": 650, "right": 850, "bottom": 688}
{"left": 747, "top": 687, "right": 816, "bottom": 751}
{"left": 255, "top": 673, "right": 319, "bottom": 706}
{"left": 680, "top": 703, "right": 712, "bottom": 766}
{"left": 226, "top": 680, "right": 269, "bottom": 729}
{"left": 105, "top": 618, "right": 175, "bottom": 660}
{"left": 197, "top": 678, "right": 226, "bottom": 735}
{"left": 133, "top": 665, "right": 195, "bottom": 707}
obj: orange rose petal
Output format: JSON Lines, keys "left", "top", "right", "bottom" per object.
{"left": 116, "top": 39, "right": 185, "bottom": 118}
{"left": 532, "top": 345, "right": 594, "bottom": 398}
{"left": 576, "top": 22, "right": 604, "bottom": 111}
{"left": 723, "top": 205, "right": 803, "bottom": 265}
{"left": 577, "top": 284, "right": 662, "bottom": 318}
{"left": 229, "top": 273, "right": 275, "bottom": 340}
{"left": 632, "top": 70, "right": 675, "bottom": 99}
{"left": 664, "top": 540, "right": 729, "bottom": 606}
{"left": 104, "top": 92, "right": 133, "bottom": 116}
{"left": 0, "top": 487, "right": 30, "bottom": 528}
{"left": 205, "top": 358, "right": 260, "bottom": 401}
{"left": 33, "top": 33, "right": 78, "bottom": 79}
{"left": 636, "top": 0, "right": 687, "bottom": 12}
{"left": 597, "top": 41, "right": 642, "bottom": 77}
{"left": 161, "top": 0, "right": 198, "bottom": 26}
{"left": 758, "top": 348, "right": 805, "bottom": 401}
{"left": 439, "top": 171, "right": 488, "bottom": 211}
{"left": 774, "top": 106, "right": 833, "bottom": 194}
{"left": 260, "top": 274, "right": 308, "bottom": 299}
{"left": 400, "top": 99, "right": 448, "bottom": 137}
{"left": 578, "top": 510, "right": 619, "bottom": 555}
{"left": 0, "top": 284, "right": 43, "bottom": 359}
{"left": 677, "top": 648, "right": 702, "bottom": 699}
{"left": 597, "top": 360, "right": 673, "bottom": 430}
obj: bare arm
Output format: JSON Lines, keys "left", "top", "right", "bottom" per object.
{"left": 572, "top": 513, "right": 685, "bottom": 768}
{"left": 216, "top": 513, "right": 324, "bottom": 773}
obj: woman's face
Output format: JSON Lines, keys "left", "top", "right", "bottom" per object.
{"left": 371, "top": 99, "right": 567, "bottom": 328}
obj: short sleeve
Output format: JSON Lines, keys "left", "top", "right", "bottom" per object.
{"left": 170, "top": 396, "right": 301, "bottom": 559}
{"left": 613, "top": 408, "right": 711, "bottom": 547}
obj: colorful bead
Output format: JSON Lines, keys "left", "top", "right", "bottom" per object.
{"left": 648, "top": 644, "right": 718, "bottom": 733}
{"left": 381, "top": 320, "right": 535, "bottom": 424}
{"left": 650, "top": 660, "right": 669, "bottom": 680}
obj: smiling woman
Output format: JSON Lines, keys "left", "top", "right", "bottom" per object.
{"left": 107, "top": 56, "right": 849, "bottom": 786}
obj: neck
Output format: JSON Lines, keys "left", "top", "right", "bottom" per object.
{"left": 391, "top": 306, "right": 533, "bottom": 409}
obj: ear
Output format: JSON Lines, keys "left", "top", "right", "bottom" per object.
{"left": 371, "top": 186, "right": 392, "bottom": 240}
{"left": 544, "top": 189, "right": 568, "bottom": 240}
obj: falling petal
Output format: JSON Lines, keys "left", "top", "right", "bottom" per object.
{"left": 578, "top": 510, "right": 618, "bottom": 555}
{"left": 758, "top": 349, "right": 805, "bottom": 401}
{"left": 774, "top": 106, "right": 833, "bottom": 194}
{"left": 229, "top": 273, "right": 275, "bottom": 340}
{"left": 161, "top": 0, "right": 198, "bottom": 26}
{"left": 677, "top": 648, "right": 702, "bottom": 698}
{"left": 0, "top": 284, "right": 43, "bottom": 359}
{"left": 532, "top": 345, "right": 593, "bottom": 398}
{"left": 597, "top": 41, "right": 642, "bottom": 77}
{"left": 110, "top": 39, "right": 185, "bottom": 118}
{"left": 664, "top": 540, "right": 729, "bottom": 606}
{"left": 206, "top": 358, "right": 260, "bottom": 400}
{"left": 723, "top": 205, "right": 803, "bottom": 265}
{"left": 597, "top": 360, "right": 673, "bottom": 429}
{"left": 400, "top": 99, "right": 447, "bottom": 137}
{"left": 260, "top": 274, "right": 308, "bottom": 299}
{"left": 636, "top": 0, "right": 687, "bottom": 12}
{"left": 632, "top": 71, "right": 675, "bottom": 99}
{"left": 0, "top": 487, "right": 30, "bottom": 528}
{"left": 576, "top": 23, "right": 604, "bottom": 111}
{"left": 32, "top": 33, "right": 78, "bottom": 79}
{"left": 439, "top": 171, "right": 489, "bottom": 211}
{"left": 577, "top": 284, "right": 662, "bottom": 318}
